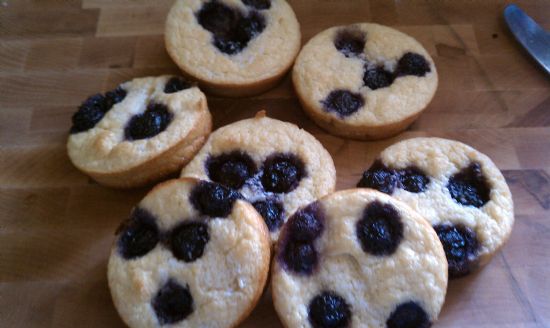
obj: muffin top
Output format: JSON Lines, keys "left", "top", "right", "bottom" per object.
{"left": 358, "top": 137, "right": 514, "bottom": 277}
{"left": 165, "top": 0, "right": 301, "bottom": 85}
{"left": 67, "top": 76, "right": 209, "bottom": 174}
{"left": 293, "top": 23, "right": 437, "bottom": 128}
{"left": 181, "top": 112, "right": 336, "bottom": 243}
{"left": 108, "top": 178, "right": 270, "bottom": 328}
{"left": 272, "top": 188, "right": 448, "bottom": 328}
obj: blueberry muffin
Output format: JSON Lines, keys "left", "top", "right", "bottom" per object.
{"left": 357, "top": 137, "right": 514, "bottom": 278}
{"left": 180, "top": 111, "right": 336, "bottom": 244}
{"left": 272, "top": 189, "right": 448, "bottom": 328}
{"left": 67, "top": 76, "right": 212, "bottom": 188}
{"left": 165, "top": 0, "right": 301, "bottom": 97}
{"left": 293, "top": 23, "right": 438, "bottom": 140}
{"left": 108, "top": 178, "right": 270, "bottom": 328}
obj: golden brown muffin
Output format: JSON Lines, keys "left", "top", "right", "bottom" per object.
{"left": 181, "top": 112, "right": 336, "bottom": 244}
{"left": 357, "top": 137, "right": 514, "bottom": 278}
{"left": 272, "top": 189, "right": 448, "bottom": 328}
{"left": 67, "top": 76, "right": 212, "bottom": 188}
{"left": 108, "top": 178, "right": 270, "bottom": 328}
{"left": 165, "top": 0, "right": 301, "bottom": 97}
{"left": 293, "top": 23, "right": 438, "bottom": 140}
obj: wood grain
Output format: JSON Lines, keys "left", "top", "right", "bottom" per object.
{"left": 0, "top": 0, "right": 549, "bottom": 327}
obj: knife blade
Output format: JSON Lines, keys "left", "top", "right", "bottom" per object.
{"left": 504, "top": 4, "right": 550, "bottom": 75}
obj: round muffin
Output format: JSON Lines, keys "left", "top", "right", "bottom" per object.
{"left": 357, "top": 137, "right": 514, "bottom": 278}
{"left": 180, "top": 111, "right": 336, "bottom": 244}
{"left": 108, "top": 178, "right": 270, "bottom": 328}
{"left": 272, "top": 189, "right": 448, "bottom": 328}
{"left": 293, "top": 23, "right": 438, "bottom": 140}
{"left": 165, "top": 0, "right": 301, "bottom": 97}
{"left": 67, "top": 75, "right": 212, "bottom": 188}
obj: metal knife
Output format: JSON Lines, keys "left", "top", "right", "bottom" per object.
{"left": 504, "top": 4, "right": 550, "bottom": 75}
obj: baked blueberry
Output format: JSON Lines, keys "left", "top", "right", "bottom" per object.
{"left": 334, "top": 29, "right": 365, "bottom": 58}
{"left": 71, "top": 94, "right": 108, "bottom": 134}
{"left": 213, "top": 12, "right": 266, "bottom": 55}
{"left": 164, "top": 76, "right": 192, "bottom": 93}
{"left": 196, "top": 1, "right": 237, "bottom": 36}
{"left": 190, "top": 181, "right": 241, "bottom": 218}
{"left": 398, "top": 167, "right": 430, "bottom": 193}
{"left": 253, "top": 199, "right": 284, "bottom": 232}
{"left": 286, "top": 202, "right": 324, "bottom": 241}
{"left": 105, "top": 86, "right": 127, "bottom": 106}
{"left": 242, "top": 0, "right": 271, "bottom": 10}
{"left": 363, "top": 66, "right": 394, "bottom": 90}
{"left": 117, "top": 207, "right": 159, "bottom": 260}
{"left": 396, "top": 52, "right": 431, "bottom": 77}
{"left": 357, "top": 161, "right": 398, "bottom": 195}
{"left": 152, "top": 279, "right": 194, "bottom": 325}
{"left": 125, "top": 103, "right": 173, "bottom": 141}
{"left": 434, "top": 224, "right": 479, "bottom": 278}
{"left": 321, "top": 90, "right": 364, "bottom": 117}
{"left": 356, "top": 201, "right": 403, "bottom": 256}
{"left": 447, "top": 162, "right": 490, "bottom": 208}
{"left": 238, "top": 11, "right": 265, "bottom": 39}
{"left": 70, "top": 86, "right": 126, "bottom": 134}
{"left": 206, "top": 151, "right": 257, "bottom": 189}
{"left": 308, "top": 291, "right": 351, "bottom": 328}
{"left": 280, "top": 239, "right": 318, "bottom": 275}
{"left": 170, "top": 221, "right": 210, "bottom": 263}
{"left": 386, "top": 301, "right": 431, "bottom": 328}
{"left": 261, "top": 153, "right": 305, "bottom": 193}
{"left": 196, "top": 1, "right": 266, "bottom": 55}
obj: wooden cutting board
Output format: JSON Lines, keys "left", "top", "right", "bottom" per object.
{"left": 1, "top": 0, "right": 549, "bottom": 327}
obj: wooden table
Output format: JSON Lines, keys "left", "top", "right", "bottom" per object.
{"left": 1, "top": 0, "right": 549, "bottom": 327}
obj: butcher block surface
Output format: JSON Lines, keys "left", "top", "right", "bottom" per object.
{"left": 1, "top": 0, "right": 549, "bottom": 327}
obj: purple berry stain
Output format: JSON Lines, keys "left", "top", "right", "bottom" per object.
{"left": 278, "top": 202, "right": 324, "bottom": 275}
